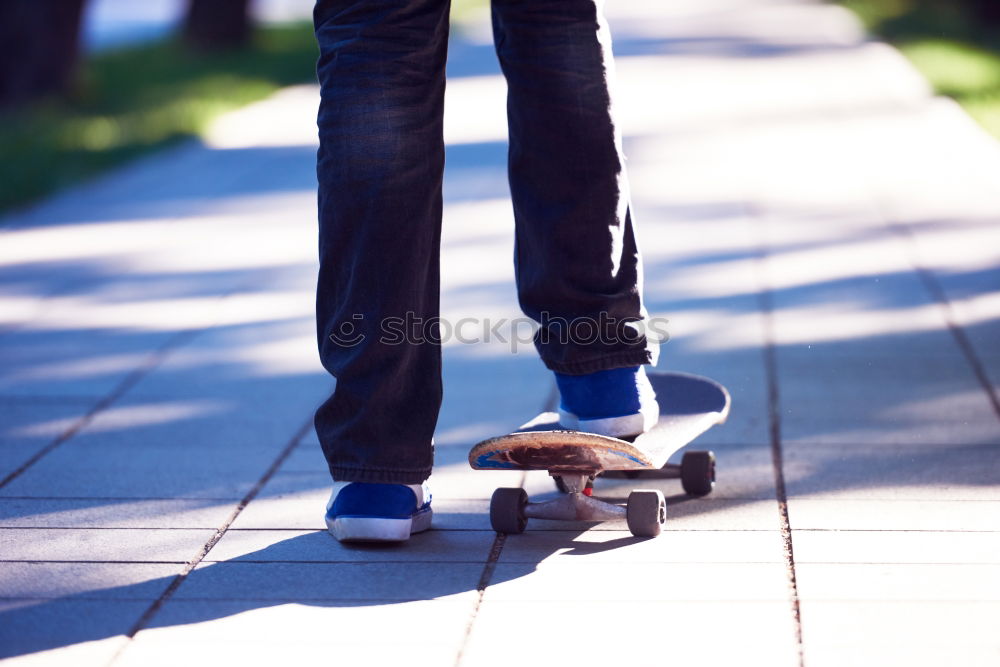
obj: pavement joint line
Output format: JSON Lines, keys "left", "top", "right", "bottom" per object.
{"left": 115, "top": 596, "right": 471, "bottom": 603}
{"left": 486, "top": 560, "right": 790, "bottom": 565}
{"left": 787, "top": 562, "right": 1000, "bottom": 567}
{"left": 752, "top": 205, "right": 806, "bottom": 667}
{"left": 884, "top": 210, "right": 1000, "bottom": 422}
{"left": 0, "top": 277, "right": 290, "bottom": 493}
{"left": 0, "top": 327, "right": 201, "bottom": 491}
{"left": 216, "top": 529, "right": 501, "bottom": 537}
{"left": 454, "top": 468, "right": 525, "bottom": 666}
{"left": 0, "top": 496, "right": 244, "bottom": 500}
{"left": 0, "top": 560, "right": 191, "bottom": 564}
{"left": 0, "top": 595, "right": 818, "bottom": 603}
{"left": 0, "top": 526, "right": 230, "bottom": 531}
{"left": 454, "top": 533, "right": 506, "bottom": 667}
{"left": 196, "top": 559, "right": 508, "bottom": 565}
{"left": 519, "top": 528, "right": 782, "bottom": 532}
{"left": 0, "top": 596, "right": 163, "bottom": 602}
{"left": 0, "top": 527, "right": 496, "bottom": 532}
{"left": 0, "top": 559, "right": 511, "bottom": 565}
{"left": 0, "top": 395, "right": 104, "bottom": 403}
{"left": 792, "top": 529, "right": 1000, "bottom": 533}
{"left": 107, "top": 415, "right": 314, "bottom": 666}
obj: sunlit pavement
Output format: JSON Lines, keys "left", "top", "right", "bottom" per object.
{"left": 2, "top": 0, "right": 999, "bottom": 665}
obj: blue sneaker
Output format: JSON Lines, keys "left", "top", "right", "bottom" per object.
{"left": 555, "top": 366, "right": 659, "bottom": 438}
{"left": 325, "top": 482, "right": 432, "bottom": 543}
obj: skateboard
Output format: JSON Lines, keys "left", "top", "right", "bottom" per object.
{"left": 468, "top": 371, "right": 730, "bottom": 537}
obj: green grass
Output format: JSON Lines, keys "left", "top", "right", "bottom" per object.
{"left": 451, "top": 0, "right": 488, "bottom": 21}
{"left": 0, "top": 2, "right": 494, "bottom": 215}
{"left": 0, "top": 23, "right": 319, "bottom": 214}
{"left": 838, "top": 0, "right": 1000, "bottom": 139}
{"left": 901, "top": 40, "right": 1000, "bottom": 136}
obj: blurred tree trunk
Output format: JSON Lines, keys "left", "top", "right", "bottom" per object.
{"left": 183, "top": 0, "right": 252, "bottom": 51}
{"left": 0, "top": 0, "right": 87, "bottom": 107}
{"left": 967, "top": 0, "right": 1000, "bottom": 26}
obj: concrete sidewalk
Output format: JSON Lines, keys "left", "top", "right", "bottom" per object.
{"left": 2, "top": 0, "right": 999, "bottom": 665}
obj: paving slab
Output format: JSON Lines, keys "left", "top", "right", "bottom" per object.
{"left": 483, "top": 561, "right": 791, "bottom": 602}
{"left": 792, "top": 529, "right": 1000, "bottom": 564}
{"left": 661, "top": 497, "right": 782, "bottom": 531}
{"left": 0, "top": 600, "right": 138, "bottom": 661}
{"left": 120, "top": 549, "right": 480, "bottom": 661}
{"left": 116, "top": 638, "right": 463, "bottom": 667}
{"left": 845, "top": 102, "right": 1000, "bottom": 396}
{"left": 787, "top": 499, "right": 1000, "bottom": 532}
{"left": 802, "top": 644, "right": 1000, "bottom": 667}
{"left": 205, "top": 528, "right": 496, "bottom": 563}
{"left": 462, "top": 600, "right": 800, "bottom": 667}
{"left": 795, "top": 563, "right": 1000, "bottom": 601}
{"left": 783, "top": 443, "right": 1000, "bottom": 500}
{"left": 498, "top": 529, "right": 784, "bottom": 563}
{"left": 277, "top": 438, "right": 327, "bottom": 474}
{"left": 0, "top": 402, "right": 94, "bottom": 480}
{"left": 0, "top": 328, "right": 180, "bottom": 399}
{"left": 122, "top": 317, "right": 331, "bottom": 413}
{"left": 0, "top": 497, "right": 235, "bottom": 529}
{"left": 0, "top": 528, "right": 213, "bottom": 562}
{"left": 36, "top": 392, "right": 313, "bottom": 454}
{"left": 775, "top": 337, "right": 1000, "bottom": 447}
{"left": 140, "top": 595, "right": 477, "bottom": 644}
{"left": 799, "top": 600, "right": 1000, "bottom": 667}
{"left": 0, "top": 440, "right": 276, "bottom": 500}
{"left": 0, "top": 562, "right": 179, "bottom": 599}
{"left": 0, "top": 394, "right": 312, "bottom": 499}
{"left": 173, "top": 562, "right": 487, "bottom": 602}
{"left": 636, "top": 214, "right": 771, "bottom": 451}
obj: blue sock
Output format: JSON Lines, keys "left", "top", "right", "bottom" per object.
{"left": 555, "top": 366, "right": 650, "bottom": 420}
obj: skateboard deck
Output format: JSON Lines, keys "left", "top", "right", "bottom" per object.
{"left": 469, "top": 371, "right": 730, "bottom": 474}
{"left": 468, "top": 371, "right": 730, "bottom": 537}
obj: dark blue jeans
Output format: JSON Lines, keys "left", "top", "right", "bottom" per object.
{"left": 314, "top": 0, "right": 655, "bottom": 484}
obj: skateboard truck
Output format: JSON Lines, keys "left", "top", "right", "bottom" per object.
{"left": 471, "top": 372, "right": 729, "bottom": 539}
{"left": 490, "top": 470, "right": 668, "bottom": 538}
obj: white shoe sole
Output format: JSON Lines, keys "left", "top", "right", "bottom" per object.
{"left": 326, "top": 508, "right": 433, "bottom": 543}
{"left": 558, "top": 405, "right": 660, "bottom": 439}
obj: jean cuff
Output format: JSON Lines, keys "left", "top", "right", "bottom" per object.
{"left": 328, "top": 463, "right": 433, "bottom": 485}
{"left": 541, "top": 349, "right": 655, "bottom": 376}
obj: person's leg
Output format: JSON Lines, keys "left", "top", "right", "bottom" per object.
{"left": 313, "top": 0, "right": 449, "bottom": 539}
{"left": 491, "top": 0, "right": 659, "bottom": 436}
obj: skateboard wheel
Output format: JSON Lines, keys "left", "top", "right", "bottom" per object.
{"left": 490, "top": 487, "right": 528, "bottom": 534}
{"left": 626, "top": 489, "right": 665, "bottom": 537}
{"left": 680, "top": 450, "right": 716, "bottom": 496}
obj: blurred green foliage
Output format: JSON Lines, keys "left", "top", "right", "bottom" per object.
{"left": 0, "top": 23, "right": 318, "bottom": 214}
{"left": 0, "top": 0, "right": 491, "bottom": 215}
{"left": 451, "top": 0, "right": 488, "bottom": 21}
{"left": 840, "top": 0, "right": 1000, "bottom": 138}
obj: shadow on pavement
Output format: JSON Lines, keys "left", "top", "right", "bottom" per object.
{"left": 0, "top": 526, "right": 594, "bottom": 659}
